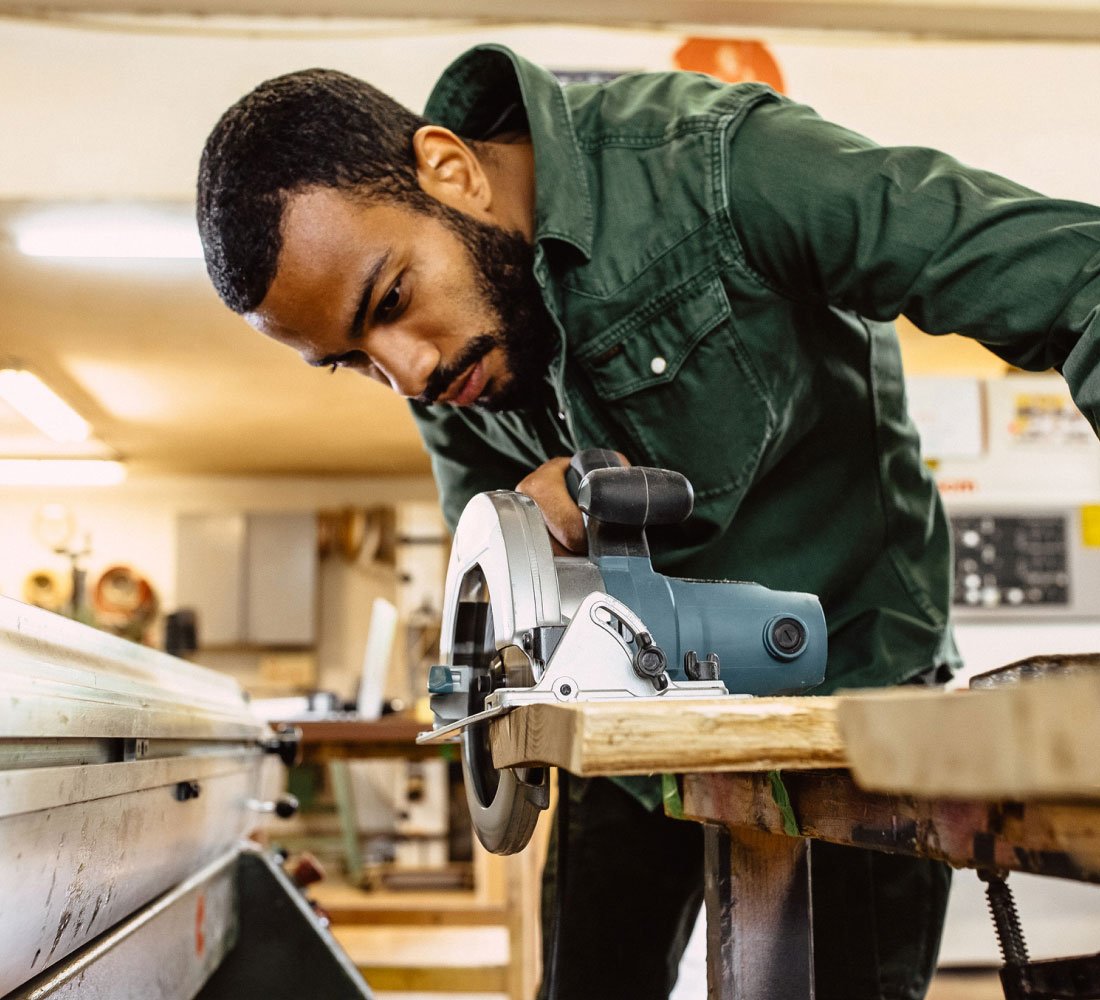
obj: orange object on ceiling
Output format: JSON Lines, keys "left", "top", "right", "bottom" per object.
{"left": 674, "top": 38, "right": 786, "bottom": 94}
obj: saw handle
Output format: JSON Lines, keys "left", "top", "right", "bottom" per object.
{"left": 566, "top": 449, "right": 694, "bottom": 559}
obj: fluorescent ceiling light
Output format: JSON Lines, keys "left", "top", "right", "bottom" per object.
{"left": 0, "top": 460, "right": 126, "bottom": 486}
{"left": 13, "top": 206, "right": 202, "bottom": 260}
{"left": 0, "top": 370, "right": 91, "bottom": 443}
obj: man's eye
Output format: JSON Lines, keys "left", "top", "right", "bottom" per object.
{"left": 376, "top": 281, "right": 402, "bottom": 321}
{"left": 327, "top": 352, "right": 364, "bottom": 373}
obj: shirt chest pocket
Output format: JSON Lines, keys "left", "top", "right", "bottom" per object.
{"left": 572, "top": 275, "right": 775, "bottom": 498}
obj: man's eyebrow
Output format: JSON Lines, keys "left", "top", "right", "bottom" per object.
{"left": 308, "top": 251, "right": 392, "bottom": 369}
{"left": 349, "top": 249, "right": 393, "bottom": 343}
{"left": 346, "top": 250, "right": 391, "bottom": 344}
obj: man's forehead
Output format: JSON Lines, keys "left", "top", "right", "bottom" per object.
{"left": 257, "top": 190, "right": 390, "bottom": 334}
{"left": 279, "top": 187, "right": 374, "bottom": 263}
{"left": 243, "top": 300, "right": 312, "bottom": 355}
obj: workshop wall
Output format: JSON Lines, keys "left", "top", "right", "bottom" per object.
{"left": 0, "top": 473, "right": 441, "bottom": 699}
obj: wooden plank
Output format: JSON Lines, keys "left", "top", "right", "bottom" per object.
{"left": 310, "top": 880, "right": 494, "bottom": 916}
{"left": 333, "top": 924, "right": 509, "bottom": 990}
{"left": 354, "top": 965, "right": 507, "bottom": 992}
{"left": 286, "top": 715, "right": 444, "bottom": 764}
{"left": 309, "top": 880, "right": 507, "bottom": 926}
{"left": 489, "top": 697, "right": 846, "bottom": 776}
{"left": 837, "top": 673, "right": 1100, "bottom": 800}
{"left": 322, "top": 905, "right": 508, "bottom": 926}
{"left": 682, "top": 770, "right": 1100, "bottom": 881}
{"left": 332, "top": 924, "right": 509, "bottom": 964}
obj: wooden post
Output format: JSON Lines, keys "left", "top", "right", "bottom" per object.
{"left": 705, "top": 824, "right": 814, "bottom": 1000}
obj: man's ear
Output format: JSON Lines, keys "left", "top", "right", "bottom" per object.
{"left": 413, "top": 125, "right": 491, "bottom": 214}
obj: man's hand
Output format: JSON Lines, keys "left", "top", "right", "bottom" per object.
{"left": 516, "top": 457, "right": 585, "bottom": 555}
{"left": 515, "top": 452, "right": 629, "bottom": 556}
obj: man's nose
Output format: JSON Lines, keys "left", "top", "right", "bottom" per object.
{"left": 368, "top": 329, "right": 438, "bottom": 398}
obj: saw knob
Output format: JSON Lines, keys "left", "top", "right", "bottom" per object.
{"left": 764, "top": 615, "right": 809, "bottom": 660}
{"left": 632, "top": 632, "right": 669, "bottom": 683}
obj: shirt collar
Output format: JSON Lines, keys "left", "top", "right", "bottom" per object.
{"left": 424, "top": 44, "right": 594, "bottom": 260}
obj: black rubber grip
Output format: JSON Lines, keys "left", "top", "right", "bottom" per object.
{"left": 576, "top": 466, "right": 694, "bottom": 527}
{"left": 565, "top": 449, "right": 626, "bottom": 500}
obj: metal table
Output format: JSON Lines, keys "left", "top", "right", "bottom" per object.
{"left": 1, "top": 596, "right": 374, "bottom": 1000}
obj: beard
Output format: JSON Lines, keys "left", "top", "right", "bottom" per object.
{"left": 416, "top": 202, "right": 559, "bottom": 412}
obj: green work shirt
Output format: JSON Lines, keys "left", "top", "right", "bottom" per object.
{"left": 410, "top": 45, "right": 1100, "bottom": 711}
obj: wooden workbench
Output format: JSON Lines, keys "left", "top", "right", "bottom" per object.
{"left": 489, "top": 670, "right": 1100, "bottom": 999}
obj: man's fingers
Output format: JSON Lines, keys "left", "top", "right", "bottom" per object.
{"left": 515, "top": 456, "right": 587, "bottom": 554}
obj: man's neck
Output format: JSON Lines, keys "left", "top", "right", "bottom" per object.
{"left": 481, "top": 136, "right": 537, "bottom": 242}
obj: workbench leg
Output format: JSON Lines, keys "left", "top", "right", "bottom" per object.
{"left": 704, "top": 824, "right": 815, "bottom": 1000}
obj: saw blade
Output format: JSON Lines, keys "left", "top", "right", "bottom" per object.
{"left": 442, "top": 491, "right": 561, "bottom": 854}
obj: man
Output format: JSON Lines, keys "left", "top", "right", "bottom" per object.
{"left": 197, "top": 43, "right": 1100, "bottom": 1000}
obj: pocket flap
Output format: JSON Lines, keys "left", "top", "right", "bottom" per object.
{"left": 576, "top": 276, "right": 731, "bottom": 401}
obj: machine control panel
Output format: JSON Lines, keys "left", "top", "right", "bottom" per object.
{"left": 952, "top": 515, "right": 1069, "bottom": 609}
{"left": 947, "top": 507, "right": 1100, "bottom": 620}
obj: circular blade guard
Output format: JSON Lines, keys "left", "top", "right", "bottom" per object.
{"left": 442, "top": 492, "right": 561, "bottom": 855}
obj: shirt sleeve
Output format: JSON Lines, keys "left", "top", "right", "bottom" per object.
{"left": 408, "top": 401, "right": 538, "bottom": 532}
{"left": 724, "top": 99, "right": 1100, "bottom": 428}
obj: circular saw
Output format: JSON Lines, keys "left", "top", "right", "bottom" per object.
{"left": 417, "top": 451, "right": 828, "bottom": 855}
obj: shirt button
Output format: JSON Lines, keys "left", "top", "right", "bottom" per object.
{"left": 650, "top": 356, "right": 668, "bottom": 375}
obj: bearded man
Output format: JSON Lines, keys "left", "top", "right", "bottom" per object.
{"left": 197, "top": 44, "right": 1100, "bottom": 1000}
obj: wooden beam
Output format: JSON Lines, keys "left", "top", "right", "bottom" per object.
{"left": 704, "top": 825, "right": 814, "bottom": 999}
{"left": 489, "top": 696, "right": 846, "bottom": 776}
{"left": 837, "top": 673, "right": 1100, "bottom": 800}
{"left": 682, "top": 769, "right": 1100, "bottom": 881}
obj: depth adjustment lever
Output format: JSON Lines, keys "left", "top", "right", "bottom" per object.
{"left": 684, "top": 650, "right": 721, "bottom": 681}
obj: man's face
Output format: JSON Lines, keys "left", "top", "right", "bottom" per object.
{"left": 247, "top": 187, "right": 557, "bottom": 411}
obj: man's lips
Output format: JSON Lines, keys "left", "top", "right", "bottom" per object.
{"left": 440, "top": 359, "right": 488, "bottom": 406}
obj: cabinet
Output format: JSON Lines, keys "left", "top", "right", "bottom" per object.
{"left": 176, "top": 512, "right": 317, "bottom": 647}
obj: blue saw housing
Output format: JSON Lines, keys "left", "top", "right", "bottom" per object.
{"left": 569, "top": 451, "right": 827, "bottom": 696}
{"left": 595, "top": 554, "right": 827, "bottom": 696}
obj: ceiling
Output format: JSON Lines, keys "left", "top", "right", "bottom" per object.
{"left": 0, "top": 202, "right": 429, "bottom": 476}
{"left": 1, "top": 9, "right": 1097, "bottom": 478}
{"left": 6, "top": 0, "right": 1100, "bottom": 40}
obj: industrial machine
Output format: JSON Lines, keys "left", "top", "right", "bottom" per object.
{"left": 0, "top": 596, "right": 373, "bottom": 1000}
{"left": 418, "top": 451, "right": 828, "bottom": 854}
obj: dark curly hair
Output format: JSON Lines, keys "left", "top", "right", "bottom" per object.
{"left": 197, "top": 69, "right": 430, "bottom": 314}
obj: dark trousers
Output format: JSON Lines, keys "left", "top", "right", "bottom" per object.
{"left": 536, "top": 776, "right": 951, "bottom": 1000}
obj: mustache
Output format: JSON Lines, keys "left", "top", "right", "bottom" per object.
{"left": 417, "top": 334, "right": 498, "bottom": 404}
